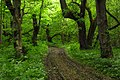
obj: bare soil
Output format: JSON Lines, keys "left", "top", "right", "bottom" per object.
{"left": 44, "top": 47, "right": 113, "bottom": 80}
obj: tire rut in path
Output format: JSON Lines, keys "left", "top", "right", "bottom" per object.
{"left": 45, "top": 47, "right": 113, "bottom": 80}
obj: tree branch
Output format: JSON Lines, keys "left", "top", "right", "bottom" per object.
{"left": 105, "top": 9, "right": 120, "bottom": 30}
{"left": 60, "top": 0, "right": 77, "bottom": 20}
{"left": 108, "top": 22, "right": 120, "bottom": 30}
{"left": 21, "top": 0, "right": 26, "bottom": 19}
{"left": 51, "top": 33, "right": 62, "bottom": 39}
{"left": 86, "top": 7, "right": 93, "bottom": 23}
{"left": 71, "top": 1, "right": 81, "bottom": 9}
{"left": 106, "top": 9, "right": 119, "bottom": 23}
{"left": 22, "top": 29, "right": 33, "bottom": 35}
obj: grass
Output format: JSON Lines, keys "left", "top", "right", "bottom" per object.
{"left": 1, "top": 41, "right": 120, "bottom": 80}
{"left": 0, "top": 41, "right": 48, "bottom": 80}
{"left": 65, "top": 42, "right": 120, "bottom": 80}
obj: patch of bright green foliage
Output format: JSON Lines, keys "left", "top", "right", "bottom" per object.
{"left": 65, "top": 42, "right": 120, "bottom": 80}
{"left": 0, "top": 41, "right": 48, "bottom": 80}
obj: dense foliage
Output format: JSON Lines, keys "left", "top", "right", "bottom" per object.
{"left": 0, "top": 42, "right": 47, "bottom": 79}
{"left": 0, "top": 0, "right": 120, "bottom": 79}
{"left": 65, "top": 43, "right": 120, "bottom": 80}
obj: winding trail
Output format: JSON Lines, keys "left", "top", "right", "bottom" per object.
{"left": 45, "top": 47, "right": 113, "bottom": 80}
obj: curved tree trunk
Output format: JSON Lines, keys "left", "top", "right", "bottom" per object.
{"left": 87, "top": 18, "right": 97, "bottom": 47}
{"left": 60, "top": 0, "right": 88, "bottom": 49}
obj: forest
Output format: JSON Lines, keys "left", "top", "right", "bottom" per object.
{"left": 0, "top": 0, "right": 120, "bottom": 80}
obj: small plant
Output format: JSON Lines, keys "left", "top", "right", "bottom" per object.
{"left": 0, "top": 41, "right": 48, "bottom": 80}
{"left": 65, "top": 43, "right": 120, "bottom": 80}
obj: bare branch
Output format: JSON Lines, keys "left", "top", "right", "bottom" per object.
{"left": 108, "top": 22, "right": 120, "bottom": 30}
{"left": 106, "top": 9, "right": 119, "bottom": 23}
{"left": 60, "top": 0, "right": 77, "bottom": 20}
{"left": 106, "top": 10, "right": 120, "bottom": 30}
{"left": 51, "top": 33, "right": 62, "bottom": 39}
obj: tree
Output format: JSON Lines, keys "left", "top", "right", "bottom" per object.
{"left": 60, "top": 0, "right": 88, "bottom": 49}
{"left": 45, "top": 24, "right": 62, "bottom": 43}
{"left": 4, "top": 0, "right": 23, "bottom": 56}
{"left": 32, "top": 14, "right": 39, "bottom": 46}
{"left": 86, "top": 7, "right": 97, "bottom": 47}
{"left": 59, "top": 0, "right": 97, "bottom": 49}
{"left": 32, "top": 0, "right": 43, "bottom": 46}
{"left": 96, "top": 0, "right": 113, "bottom": 58}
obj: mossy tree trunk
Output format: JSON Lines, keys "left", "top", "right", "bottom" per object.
{"left": 96, "top": 0, "right": 113, "bottom": 58}
{"left": 5, "top": 0, "right": 23, "bottom": 56}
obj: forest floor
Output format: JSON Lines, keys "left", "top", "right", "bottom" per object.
{"left": 44, "top": 47, "right": 113, "bottom": 80}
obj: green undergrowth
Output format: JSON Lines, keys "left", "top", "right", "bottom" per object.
{"left": 65, "top": 42, "right": 120, "bottom": 80}
{"left": 0, "top": 41, "right": 48, "bottom": 80}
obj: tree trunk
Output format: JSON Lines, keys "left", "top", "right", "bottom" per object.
{"left": 77, "top": 21, "right": 88, "bottom": 49}
{"left": 78, "top": 0, "right": 88, "bottom": 49}
{"left": 32, "top": 0, "right": 43, "bottom": 46}
{"left": 70, "top": 2, "right": 97, "bottom": 48}
{"left": 96, "top": 0, "right": 113, "bottom": 58}
{"left": 5, "top": 0, "right": 23, "bottom": 56}
{"left": 87, "top": 18, "right": 97, "bottom": 47}
{"left": 46, "top": 25, "right": 52, "bottom": 42}
{"left": 32, "top": 14, "right": 39, "bottom": 46}
{"left": 13, "top": 0, "right": 22, "bottom": 56}
{"left": 60, "top": 0, "right": 88, "bottom": 49}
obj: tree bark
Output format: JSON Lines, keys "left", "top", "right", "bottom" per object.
{"left": 32, "top": 14, "right": 39, "bottom": 46}
{"left": 77, "top": 21, "right": 88, "bottom": 49}
{"left": 87, "top": 18, "right": 97, "bottom": 47}
{"left": 13, "top": 0, "right": 22, "bottom": 55}
{"left": 96, "top": 0, "right": 113, "bottom": 58}
{"left": 5, "top": 0, "right": 23, "bottom": 56}
{"left": 86, "top": 7, "right": 97, "bottom": 47}
{"left": 46, "top": 25, "right": 52, "bottom": 42}
{"left": 78, "top": 0, "right": 88, "bottom": 49}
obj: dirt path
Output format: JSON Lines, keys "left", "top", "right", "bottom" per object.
{"left": 45, "top": 47, "right": 113, "bottom": 80}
